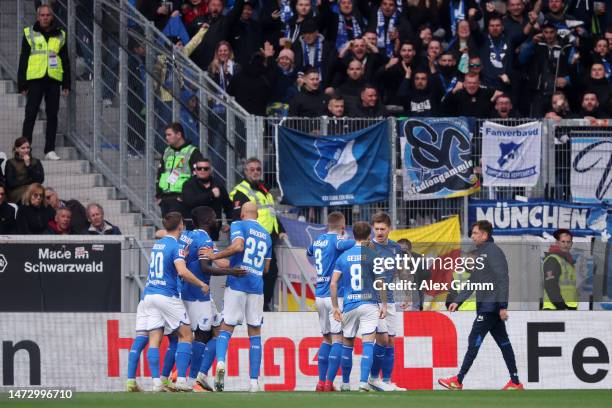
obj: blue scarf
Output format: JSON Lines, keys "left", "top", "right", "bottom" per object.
{"left": 376, "top": 9, "right": 398, "bottom": 58}
{"left": 450, "top": 0, "right": 465, "bottom": 37}
{"left": 488, "top": 34, "right": 507, "bottom": 71}
{"left": 336, "top": 14, "right": 362, "bottom": 51}
{"left": 302, "top": 36, "right": 323, "bottom": 78}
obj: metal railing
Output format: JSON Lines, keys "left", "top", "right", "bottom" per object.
{"left": 0, "top": 0, "right": 255, "bottom": 228}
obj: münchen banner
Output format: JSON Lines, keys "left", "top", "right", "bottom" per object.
{"left": 481, "top": 121, "right": 541, "bottom": 187}
{"left": 469, "top": 200, "right": 612, "bottom": 237}
{"left": 276, "top": 121, "right": 389, "bottom": 206}
{"left": 400, "top": 117, "right": 479, "bottom": 200}
{"left": 571, "top": 133, "right": 612, "bottom": 204}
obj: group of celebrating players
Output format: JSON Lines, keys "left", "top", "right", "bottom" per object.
{"left": 125, "top": 204, "right": 522, "bottom": 392}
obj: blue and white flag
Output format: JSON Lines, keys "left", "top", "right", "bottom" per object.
{"left": 481, "top": 121, "right": 541, "bottom": 187}
{"left": 469, "top": 199, "right": 611, "bottom": 237}
{"left": 400, "top": 117, "right": 479, "bottom": 200}
{"left": 276, "top": 121, "right": 390, "bottom": 206}
{"left": 571, "top": 134, "right": 612, "bottom": 204}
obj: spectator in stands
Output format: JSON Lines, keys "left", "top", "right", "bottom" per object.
{"left": 44, "top": 187, "right": 65, "bottom": 210}
{"left": 442, "top": 72, "right": 502, "bottom": 117}
{"left": 467, "top": 55, "right": 483, "bottom": 76}
{"left": 398, "top": 68, "right": 441, "bottom": 116}
{"left": 228, "top": 45, "right": 277, "bottom": 116}
{"left": 229, "top": 157, "right": 288, "bottom": 311}
{"left": 580, "top": 63, "right": 611, "bottom": 114}
{"left": 347, "top": 84, "right": 386, "bottom": 117}
{"left": 181, "top": 0, "right": 209, "bottom": 35}
{"left": 433, "top": 51, "right": 463, "bottom": 102}
{"left": 320, "top": 0, "right": 365, "bottom": 52}
{"left": 484, "top": 0, "right": 536, "bottom": 45}
{"left": 46, "top": 207, "right": 73, "bottom": 235}
{"left": 336, "top": 59, "right": 367, "bottom": 98}
{"left": 230, "top": 0, "right": 264, "bottom": 67}
{"left": 16, "top": 183, "right": 55, "bottom": 235}
{"left": 491, "top": 93, "right": 519, "bottom": 118}
{"left": 477, "top": 15, "right": 516, "bottom": 93}
{"left": 264, "top": 0, "right": 315, "bottom": 48}
{"left": 156, "top": 122, "right": 204, "bottom": 217}
{"left": 368, "top": 0, "right": 410, "bottom": 58}
{"left": 181, "top": 158, "right": 232, "bottom": 241}
{"left": 571, "top": 91, "right": 605, "bottom": 119}
{"left": 180, "top": 89, "right": 200, "bottom": 147}
{"left": 208, "top": 41, "right": 241, "bottom": 96}
{"left": 325, "top": 93, "right": 352, "bottom": 133}
{"left": 83, "top": 203, "right": 122, "bottom": 235}
{"left": 0, "top": 183, "right": 17, "bottom": 234}
{"left": 17, "top": 4, "right": 70, "bottom": 161}
{"left": 545, "top": 91, "right": 573, "bottom": 120}
{"left": 65, "top": 198, "right": 88, "bottom": 233}
{"left": 417, "top": 25, "right": 433, "bottom": 51}
{"left": 189, "top": 0, "right": 245, "bottom": 70}
{"left": 589, "top": 38, "right": 611, "bottom": 80}
{"left": 569, "top": 0, "right": 606, "bottom": 35}
{"left": 519, "top": 22, "right": 572, "bottom": 116}
{"left": 266, "top": 48, "right": 299, "bottom": 116}
{"left": 440, "top": 0, "right": 482, "bottom": 41}
{"left": 336, "top": 37, "right": 384, "bottom": 84}
{"left": 426, "top": 40, "right": 443, "bottom": 73}
{"left": 4, "top": 137, "right": 44, "bottom": 204}
{"left": 446, "top": 19, "right": 479, "bottom": 74}
{"left": 288, "top": 67, "right": 328, "bottom": 117}
{"left": 376, "top": 40, "right": 420, "bottom": 105}
{"left": 292, "top": 18, "right": 337, "bottom": 90}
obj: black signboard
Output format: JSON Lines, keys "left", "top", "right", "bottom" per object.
{"left": 0, "top": 242, "right": 121, "bottom": 311}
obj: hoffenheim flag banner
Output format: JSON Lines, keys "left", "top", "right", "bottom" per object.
{"left": 276, "top": 121, "right": 390, "bottom": 206}
{"left": 481, "top": 121, "right": 541, "bottom": 187}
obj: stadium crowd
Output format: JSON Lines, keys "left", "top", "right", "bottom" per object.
{"left": 122, "top": 0, "right": 611, "bottom": 119}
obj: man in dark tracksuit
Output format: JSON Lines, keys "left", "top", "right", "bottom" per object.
{"left": 438, "top": 220, "right": 523, "bottom": 390}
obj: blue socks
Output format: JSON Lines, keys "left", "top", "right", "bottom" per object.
{"left": 382, "top": 345, "right": 395, "bottom": 382}
{"left": 215, "top": 330, "right": 232, "bottom": 363}
{"left": 175, "top": 342, "right": 192, "bottom": 379}
{"left": 361, "top": 342, "right": 375, "bottom": 383}
{"left": 249, "top": 336, "right": 262, "bottom": 379}
{"left": 326, "top": 342, "right": 342, "bottom": 382}
{"left": 370, "top": 343, "right": 386, "bottom": 379}
{"left": 161, "top": 335, "right": 178, "bottom": 377}
{"left": 199, "top": 337, "right": 217, "bottom": 374}
{"left": 318, "top": 342, "right": 332, "bottom": 382}
{"left": 146, "top": 347, "right": 160, "bottom": 379}
{"left": 341, "top": 345, "right": 353, "bottom": 384}
{"left": 190, "top": 341, "right": 206, "bottom": 379}
{"left": 127, "top": 335, "right": 148, "bottom": 379}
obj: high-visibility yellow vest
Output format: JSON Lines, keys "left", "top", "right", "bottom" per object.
{"left": 542, "top": 254, "right": 577, "bottom": 310}
{"left": 230, "top": 180, "right": 279, "bottom": 234}
{"left": 454, "top": 270, "right": 477, "bottom": 311}
{"left": 158, "top": 144, "right": 196, "bottom": 194}
{"left": 24, "top": 26, "right": 66, "bottom": 82}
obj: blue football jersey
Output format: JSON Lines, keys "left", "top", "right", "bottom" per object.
{"left": 145, "top": 235, "right": 187, "bottom": 297}
{"left": 371, "top": 239, "right": 402, "bottom": 303}
{"left": 227, "top": 220, "right": 273, "bottom": 294}
{"left": 307, "top": 233, "right": 355, "bottom": 298}
{"left": 180, "top": 229, "right": 216, "bottom": 302}
{"left": 333, "top": 244, "right": 379, "bottom": 313}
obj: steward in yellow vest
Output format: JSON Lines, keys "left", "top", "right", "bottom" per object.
{"left": 17, "top": 5, "right": 71, "bottom": 159}
{"left": 156, "top": 123, "right": 203, "bottom": 217}
{"left": 541, "top": 229, "right": 577, "bottom": 310}
{"left": 229, "top": 157, "right": 287, "bottom": 311}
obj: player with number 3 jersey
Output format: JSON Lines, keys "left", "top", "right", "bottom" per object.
{"left": 307, "top": 212, "right": 355, "bottom": 392}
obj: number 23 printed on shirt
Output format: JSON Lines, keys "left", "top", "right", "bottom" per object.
{"left": 243, "top": 236, "right": 268, "bottom": 269}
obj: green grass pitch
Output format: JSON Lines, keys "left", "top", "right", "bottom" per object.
{"left": 2, "top": 390, "right": 612, "bottom": 408}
